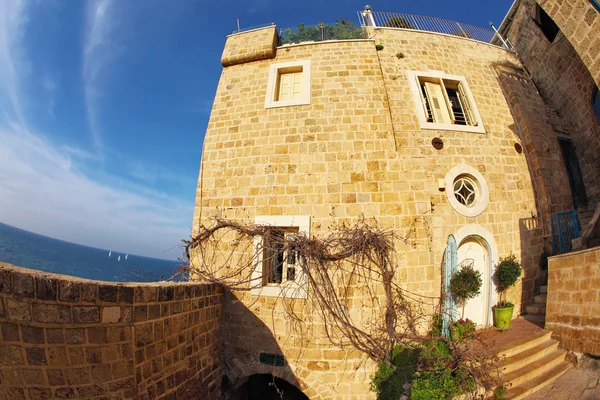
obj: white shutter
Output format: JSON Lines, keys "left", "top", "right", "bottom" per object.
{"left": 278, "top": 73, "right": 292, "bottom": 101}
{"left": 457, "top": 82, "right": 477, "bottom": 126}
{"left": 439, "top": 79, "right": 455, "bottom": 124}
{"left": 291, "top": 72, "right": 302, "bottom": 101}
{"left": 424, "top": 81, "right": 452, "bottom": 124}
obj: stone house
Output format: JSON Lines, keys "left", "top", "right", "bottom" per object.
{"left": 190, "top": 0, "right": 600, "bottom": 398}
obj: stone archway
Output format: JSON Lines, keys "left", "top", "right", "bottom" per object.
{"left": 229, "top": 374, "right": 309, "bottom": 400}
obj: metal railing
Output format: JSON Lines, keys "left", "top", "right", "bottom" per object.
{"left": 357, "top": 10, "right": 509, "bottom": 49}
{"left": 551, "top": 210, "right": 580, "bottom": 254}
{"left": 231, "top": 22, "right": 275, "bottom": 35}
{"left": 279, "top": 20, "right": 367, "bottom": 45}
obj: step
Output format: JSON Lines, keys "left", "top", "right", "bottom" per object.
{"left": 533, "top": 294, "right": 547, "bottom": 304}
{"left": 502, "top": 361, "right": 571, "bottom": 400}
{"left": 539, "top": 286, "right": 547, "bottom": 294}
{"left": 497, "top": 330, "right": 553, "bottom": 359}
{"left": 525, "top": 304, "right": 546, "bottom": 314}
{"left": 501, "top": 339, "right": 559, "bottom": 375}
{"left": 522, "top": 314, "right": 545, "bottom": 326}
{"left": 503, "top": 349, "right": 566, "bottom": 388}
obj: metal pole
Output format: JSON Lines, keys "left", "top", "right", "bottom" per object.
{"left": 490, "top": 22, "right": 511, "bottom": 49}
{"left": 237, "top": 19, "right": 240, "bottom": 32}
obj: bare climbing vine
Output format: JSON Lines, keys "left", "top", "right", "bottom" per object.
{"left": 177, "top": 216, "right": 503, "bottom": 399}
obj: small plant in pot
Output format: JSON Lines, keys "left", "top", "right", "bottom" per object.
{"left": 449, "top": 263, "right": 483, "bottom": 320}
{"left": 493, "top": 254, "right": 522, "bottom": 330}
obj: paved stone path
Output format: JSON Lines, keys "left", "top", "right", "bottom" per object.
{"left": 524, "top": 357, "right": 600, "bottom": 400}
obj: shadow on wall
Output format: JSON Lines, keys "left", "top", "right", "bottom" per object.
{"left": 221, "top": 290, "right": 311, "bottom": 399}
{"left": 518, "top": 217, "right": 545, "bottom": 313}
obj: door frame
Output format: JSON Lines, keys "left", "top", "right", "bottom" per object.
{"left": 444, "top": 225, "right": 499, "bottom": 328}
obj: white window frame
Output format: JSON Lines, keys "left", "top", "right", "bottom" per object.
{"left": 265, "top": 60, "right": 311, "bottom": 109}
{"left": 251, "top": 216, "right": 310, "bottom": 298}
{"left": 444, "top": 164, "right": 489, "bottom": 217}
{"left": 406, "top": 70, "right": 486, "bottom": 134}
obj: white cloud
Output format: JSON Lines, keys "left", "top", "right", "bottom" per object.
{"left": 0, "top": 127, "right": 192, "bottom": 259}
{"left": 0, "top": 1, "right": 193, "bottom": 259}
{"left": 82, "top": 0, "right": 119, "bottom": 150}
{"left": 0, "top": 0, "right": 28, "bottom": 129}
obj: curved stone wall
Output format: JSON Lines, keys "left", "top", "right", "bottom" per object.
{"left": 0, "top": 263, "right": 223, "bottom": 400}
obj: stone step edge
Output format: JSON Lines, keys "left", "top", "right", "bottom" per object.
{"left": 501, "top": 361, "right": 572, "bottom": 400}
{"left": 497, "top": 330, "right": 553, "bottom": 359}
{"left": 502, "top": 349, "right": 566, "bottom": 388}
{"left": 500, "top": 339, "right": 559, "bottom": 375}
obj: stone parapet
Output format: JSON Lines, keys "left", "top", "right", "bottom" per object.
{"left": 0, "top": 263, "right": 223, "bottom": 400}
{"left": 546, "top": 248, "right": 600, "bottom": 355}
{"left": 221, "top": 26, "right": 278, "bottom": 67}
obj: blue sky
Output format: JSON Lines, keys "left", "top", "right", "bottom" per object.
{"left": 0, "top": 0, "right": 513, "bottom": 259}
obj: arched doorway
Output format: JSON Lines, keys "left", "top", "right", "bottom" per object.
{"left": 456, "top": 236, "right": 491, "bottom": 326}
{"left": 229, "top": 374, "right": 309, "bottom": 400}
{"left": 444, "top": 225, "right": 498, "bottom": 329}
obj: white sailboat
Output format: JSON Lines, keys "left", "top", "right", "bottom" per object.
{"left": 108, "top": 251, "right": 112, "bottom": 257}
{"left": 125, "top": 254, "right": 128, "bottom": 260}
{"left": 117, "top": 255, "right": 121, "bottom": 262}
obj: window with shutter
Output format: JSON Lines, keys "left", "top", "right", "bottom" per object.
{"left": 265, "top": 60, "right": 311, "bottom": 108}
{"left": 408, "top": 71, "right": 485, "bottom": 133}
{"left": 252, "top": 216, "right": 310, "bottom": 299}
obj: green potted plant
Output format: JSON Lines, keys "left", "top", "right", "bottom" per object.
{"left": 449, "top": 264, "right": 483, "bottom": 319}
{"left": 493, "top": 254, "right": 522, "bottom": 330}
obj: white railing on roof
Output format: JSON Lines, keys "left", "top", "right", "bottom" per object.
{"left": 357, "top": 8, "right": 512, "bottom": 50}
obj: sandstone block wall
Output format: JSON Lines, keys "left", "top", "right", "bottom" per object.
{"left": 504, "top": 0, "right": 600, "bottom": 206}
{"left": 192, "top": 27, "right": 550, "bottom": 398}
{"left": 221, "top": 26, "right": 278, "bottom": 67}
{"left": 0, "top": 263, "right": 223, "bottom": 400}
{"left": 538, "top": 0, "right": 600, "bottom": 88}
{"left": 546, "top": 247, "right": 600, "bottom": 355}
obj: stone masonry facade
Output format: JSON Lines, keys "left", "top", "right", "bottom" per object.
{"left": 538, "top": 0, "right": 600, "bottom": 88}
{"left": 502, "top": 0, "right": 600, "bottom": 206}
{"left": 189, "top": 23, "right": 580, "bottom": 398}
{"left": 0, "top": 263, "right": 223, "bottom": 400}
{"left": 546, "top": 247, "right": 600, "bottom": 355}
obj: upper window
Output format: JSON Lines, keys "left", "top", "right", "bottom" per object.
{"left": 265, "top": 60, "right": 311, "bottom": 108}
{"left": 407, "top": 71, "right": 486, "bottom": 134}
{"left": 593, "top": 86, "right": 600, "bottom": 122}
{"left": 534, "top": 5, "right": 560, "bottom": 42}
{"left": 251, "top": 216, "right": 310, "bottom": 298}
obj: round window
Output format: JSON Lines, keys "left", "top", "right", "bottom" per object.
{"left": 453, "top": 175, "right": 479, "bottom": 206}
{"left": 444, "top": 165, "right": 489, "bottom": 217}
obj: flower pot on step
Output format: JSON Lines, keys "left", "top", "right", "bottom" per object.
{"left": 493, "top": 306, "right": 514, "bottom": 330}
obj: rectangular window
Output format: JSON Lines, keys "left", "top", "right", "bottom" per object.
{"left": 534, "top": 4, "right": 560, "bottom": 42}
{"left": 276, "top": 69, "right": 303, "bottom": 102}
{"left": 262, "top": 228, "right": 299, "bottom": 285}
{"left": 252, "top": 216, "right": 310, "bottom": 298}
{"left": 408, "top": 71, "right": 485, "bottom": 134}
{"left": 265, "top": 60, "right": 311, "bottom": 108}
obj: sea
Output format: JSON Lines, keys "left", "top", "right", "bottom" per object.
{"left": 0, "top": 222, "right": 182, "bottom": 282}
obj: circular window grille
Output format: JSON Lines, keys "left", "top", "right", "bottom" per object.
{"left": 444, "top": 164, "right": 489, "bottom": 217}
{"left": 453, "top": 175, "right": 478, "bottom": 206}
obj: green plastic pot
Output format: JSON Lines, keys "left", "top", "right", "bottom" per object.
{"left": 493, "top": 306, "right": 514, "bottom": 330}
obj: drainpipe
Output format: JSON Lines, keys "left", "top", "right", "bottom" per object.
{"left": 490, "top": 22, "right": 513, "bottom": 51}
{"left": 362, "top": 5, "right": 376, "bottom": 27}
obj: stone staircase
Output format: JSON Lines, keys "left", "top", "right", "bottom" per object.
{"left": 524, "top": 284, "right": 547, "bottom": 323}
{"left": 496, "top": 325, "right": 572, "bottom": 399}
{"left": 573, "top": 203, "right": 600, "bottom": 250}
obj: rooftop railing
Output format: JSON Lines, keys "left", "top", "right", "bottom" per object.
{"left": 357, "top": 9, "right": 512, "bottom": 50}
